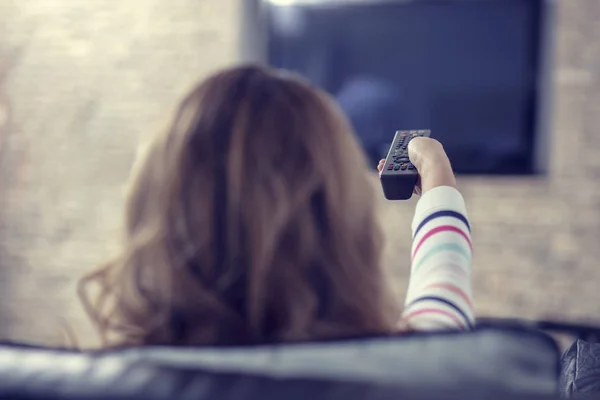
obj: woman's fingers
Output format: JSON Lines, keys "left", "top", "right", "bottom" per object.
{"left": 413, "top": 175, "right": 422, "bottom": 196}
{"left": 377, "top": 159, "right": 386, "bottom": 173}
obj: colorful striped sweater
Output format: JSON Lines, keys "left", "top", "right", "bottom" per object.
{"left": 401, "top": 186, "right": 474, "bottom": 331}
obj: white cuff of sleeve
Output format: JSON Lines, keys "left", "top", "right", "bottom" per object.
{"left": 411, "top": 186, "right": 468, "bottom": 234}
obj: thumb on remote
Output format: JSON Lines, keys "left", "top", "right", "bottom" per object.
{"left": 408, "top": 137, "right": 456, "bottom": 193}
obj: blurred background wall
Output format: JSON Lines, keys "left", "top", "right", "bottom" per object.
{"left": 0, "top": 0, "right": 598, "bottom": 347}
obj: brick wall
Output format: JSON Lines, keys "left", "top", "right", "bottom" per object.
{"left": 0, "top": 0, "right": 599, "bottom": 348}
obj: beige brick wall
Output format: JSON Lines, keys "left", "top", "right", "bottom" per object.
{"left": 0, "top": 0, "right": 599, "bottom": 348}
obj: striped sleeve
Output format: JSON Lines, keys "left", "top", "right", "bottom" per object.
{"left": 400, "top": 186, "right": 474, "bottom": 331}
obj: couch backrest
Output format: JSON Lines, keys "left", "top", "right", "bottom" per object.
{"left": 0, "top": 327, "right": 560, "bottom": 400}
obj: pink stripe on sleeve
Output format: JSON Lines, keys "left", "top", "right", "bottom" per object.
{"left": 403, "top": 308, "right": 466, "bottom": 329}
{"left": 412, "top": 225, "right": 472, "bottom": 260}
{"left": 423, "top": 282, "right": 473, "bottom": 310}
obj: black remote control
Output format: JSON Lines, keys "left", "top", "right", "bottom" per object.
{"left": 380, "top": 130, "right": 431, "bottom": 200}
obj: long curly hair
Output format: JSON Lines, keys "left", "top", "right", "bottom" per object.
{"left": 78, "top": 65, "right": 399, "bottom": 347}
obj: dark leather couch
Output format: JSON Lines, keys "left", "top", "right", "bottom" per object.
{"left": 561, "top": 339, "right": 600, "bottom": 397}
{"left": 0, "top": 327, "right": 564, "bottom": 400}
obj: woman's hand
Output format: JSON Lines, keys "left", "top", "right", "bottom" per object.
{"left": 377, "top": 137, "right": 456, "bottom": 196}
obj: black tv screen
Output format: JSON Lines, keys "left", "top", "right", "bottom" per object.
{"left": 260, "top": 0, "right": 550, "bottom": 174}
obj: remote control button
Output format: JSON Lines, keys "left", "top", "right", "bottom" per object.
{"left": 387, "top": 164, "right": 394, "bottom": 170}
{"left": 394, "top": 165, "right": 401, "bottom": 171}
{"left": 401, "top": 164, "right": 407, "bottom": 170}
{"left": 408, "top": 164, "right": 415, "bottom": 170}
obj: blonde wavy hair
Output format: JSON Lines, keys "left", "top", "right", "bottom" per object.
{"left": 78, "top": 65, "right": 399, "bottom": 347}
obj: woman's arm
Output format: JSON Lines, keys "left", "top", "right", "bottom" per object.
{"left": 378, "top": 137, "right": 474, "bottom": 331}
{"left": 401, "top": 186, "right": 474, "bottom": 330}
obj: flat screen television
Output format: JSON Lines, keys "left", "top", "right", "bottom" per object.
{"left": 242, "top": 0, "right": 554, "bottom": 174}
